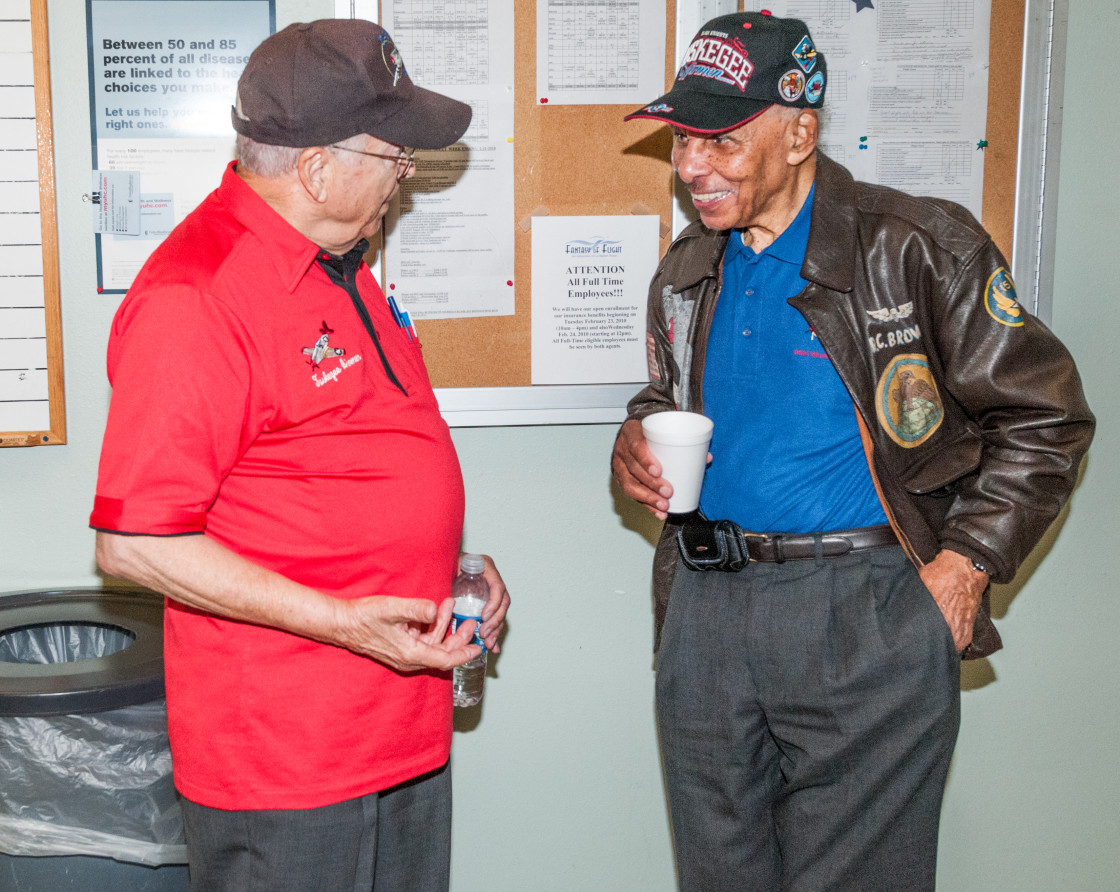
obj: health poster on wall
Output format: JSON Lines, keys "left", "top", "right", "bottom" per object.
{"left": 530, "top": 215, "right": 658, "bottom": 385}
{"left": 87, "top": 0, "right": 274, "bottom": 292}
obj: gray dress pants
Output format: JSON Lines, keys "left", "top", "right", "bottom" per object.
{"left": 656, "top": 545, "right": 960, "bottom": 892}
{"left": 180, "top": 761, "right": 452, "bottom": 892}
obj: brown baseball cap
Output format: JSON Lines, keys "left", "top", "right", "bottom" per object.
{"left": 232, "top": 19, "right": 471, "bottom": 150}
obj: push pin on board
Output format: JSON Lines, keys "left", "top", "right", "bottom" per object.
{"left": 977, "top": 139, "right": 988, "bottom": 150}
{"left": 858, "top": 136, "right": 869, "bottom": 150}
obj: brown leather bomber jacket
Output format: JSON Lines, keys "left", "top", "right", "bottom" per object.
{"left": 624, "top": 152, "right": 1095, "bottom": 659}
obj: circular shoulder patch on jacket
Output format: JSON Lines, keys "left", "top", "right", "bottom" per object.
{"left": 984, "top": 267, "right": 1024, "bottom": 326}
{"left": 875, "top": 354, "right": 943, "bottom": 447}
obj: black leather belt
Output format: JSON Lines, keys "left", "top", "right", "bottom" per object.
{"left": 678, "top": 518, "right": 898, "bottom": 572}
{"left": 741, "top": 524, "right": 898, "bottom": 562}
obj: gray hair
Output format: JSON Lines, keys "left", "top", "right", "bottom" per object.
{"left": 769, "top": 104, "right": 807, "bottom": 124}
{"left": 235, "top": 135, "right": 301, "bottom": 176}
{"left": 235, "top": 133, "right": 369, "bottom": 177}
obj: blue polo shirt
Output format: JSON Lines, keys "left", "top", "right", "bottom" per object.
{"left": 700, "top": 186, "right": 888, "bottom": 533}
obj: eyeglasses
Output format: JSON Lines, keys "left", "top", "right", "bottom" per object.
{"left": 328, "top": 144, "right": 416, "bottom": 181}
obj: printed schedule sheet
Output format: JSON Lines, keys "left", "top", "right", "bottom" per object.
{"left": 536, "top": 0, "right": 665, "bottom": 105}
{"left": 764, "top": 0, "right": 991, "bottom": 216}
{"left": 382, "top": 0, "right": 517, "bottom": 320}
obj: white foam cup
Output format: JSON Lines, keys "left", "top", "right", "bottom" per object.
{"left": 640, "top": 411, "right": 714, "bottom": 514}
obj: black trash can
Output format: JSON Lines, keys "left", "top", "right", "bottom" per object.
{"left": 0, "top": 588, "right": 189, "bottom": 890}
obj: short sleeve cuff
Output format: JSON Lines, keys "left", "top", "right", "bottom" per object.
{"left": 90, "top": 494, "right": 207, "bottom": 536}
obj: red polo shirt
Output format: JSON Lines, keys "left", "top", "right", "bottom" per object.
{"left": 91, "top": 163, "right": 465, "bottom": 810}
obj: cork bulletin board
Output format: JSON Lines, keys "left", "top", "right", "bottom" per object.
{"left": 411, "top": 0, "right": 1027, "bottom": 425}
{"left": 979, "top": 0, "right": 1024, "bottom": 262}
{"left": 413, "top": 0, "right": 680, "bottom": 392}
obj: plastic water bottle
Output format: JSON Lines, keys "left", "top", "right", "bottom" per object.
{"left": 452, "top": 554, "right": 488, "bottom": 707}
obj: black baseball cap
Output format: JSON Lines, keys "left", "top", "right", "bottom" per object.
{"left": 232, "top": 19, "right": 471, "bottom": 150}
{"left": 625, "top": 11, "right": 826, "bottom": 133}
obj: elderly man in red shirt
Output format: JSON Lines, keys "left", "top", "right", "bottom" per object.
{"left": 91, "top": 19, "right": 509, "bottom": 891}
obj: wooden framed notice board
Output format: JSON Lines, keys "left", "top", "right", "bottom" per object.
{"left": 0, "top": 0, "right": 65, "bottom": 446}
{"left": 0, "top": 0, "right": 1037, "bottom": 439}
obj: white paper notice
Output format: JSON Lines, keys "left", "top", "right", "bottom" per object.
{"left": 382, "top": 0, "right": 516, "bottom": 320}
{"left": 531, "top": 216, "right": 657, "bottom": 385}
{"left": 91, "top": 170, "right": 141, "bottom": 234}
{"left": 536, "top": 0, "right": 666, "bottom": 105}
{"left": 750, "top": 0, "right": 991, "bottom": 217}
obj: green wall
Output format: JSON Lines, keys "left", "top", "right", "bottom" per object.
{"left": 1, "top": 1, "right": 1115, "bottom": 888}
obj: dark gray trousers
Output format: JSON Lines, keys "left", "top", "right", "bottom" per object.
{"left": 656, "top": 546, "right": 960, "bottom": 892}
{"left": 180, "top": 761, "right": 451, "bottom": 892}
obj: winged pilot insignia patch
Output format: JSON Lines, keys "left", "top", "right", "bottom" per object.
{"left": 866, "top": 302, "right": 914, "bottom": 324}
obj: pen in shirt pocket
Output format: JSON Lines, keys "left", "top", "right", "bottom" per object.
{"left": 386, "top": 294, "right": 416, "bottom": 341}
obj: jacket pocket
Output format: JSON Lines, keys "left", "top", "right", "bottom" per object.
{"left": 899, "top": 428, "right": 983, "bottom": 495}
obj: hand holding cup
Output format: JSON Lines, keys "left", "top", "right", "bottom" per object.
{"left": 640, "top": 412, "right": 714, "bottom": 515}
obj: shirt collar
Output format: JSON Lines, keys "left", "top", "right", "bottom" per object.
{"left": 727, "top": 182, "right": 815, "bottom": 267}
{"left": 217, "top": 161, "right": 323, "bottom": 294}
{"left": 315, "top": 240, "right": 370, "bottom": 280}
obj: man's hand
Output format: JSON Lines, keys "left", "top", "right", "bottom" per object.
{"left": 336, "top": 554, "right": 509, "bottom": 668}
{"left": 612, "top": 418, "right": 673, "bottom": 520}
{"left": 334, "top": 595, "right": 482, "bottom": 672}
{"left": 919, "top": 549, "right": 989, "bottom": 653}
{"left": 476, "top": 554, "right": 510, "bottom": 653}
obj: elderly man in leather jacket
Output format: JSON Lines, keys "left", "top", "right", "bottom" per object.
{"left": 612, "top": 12, "right": 1093, "bottom": 892}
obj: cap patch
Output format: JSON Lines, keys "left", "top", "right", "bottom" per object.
{"left": 792, "top": 35, "right": 818, "bottom": 73}
{"left": 805, "top": 71, "right": 825, "bottom": 104}
{"left": 378, "top": 33, "right": 404, "bottom": 86}
{"left": 642, "top": 103, "right": 674, "bottom": 114}
{"left": 779, "top": 70, "right": 805, "bottom": 101}
{"left": 678, "top": 35, "right": 754, "bottom": 92}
